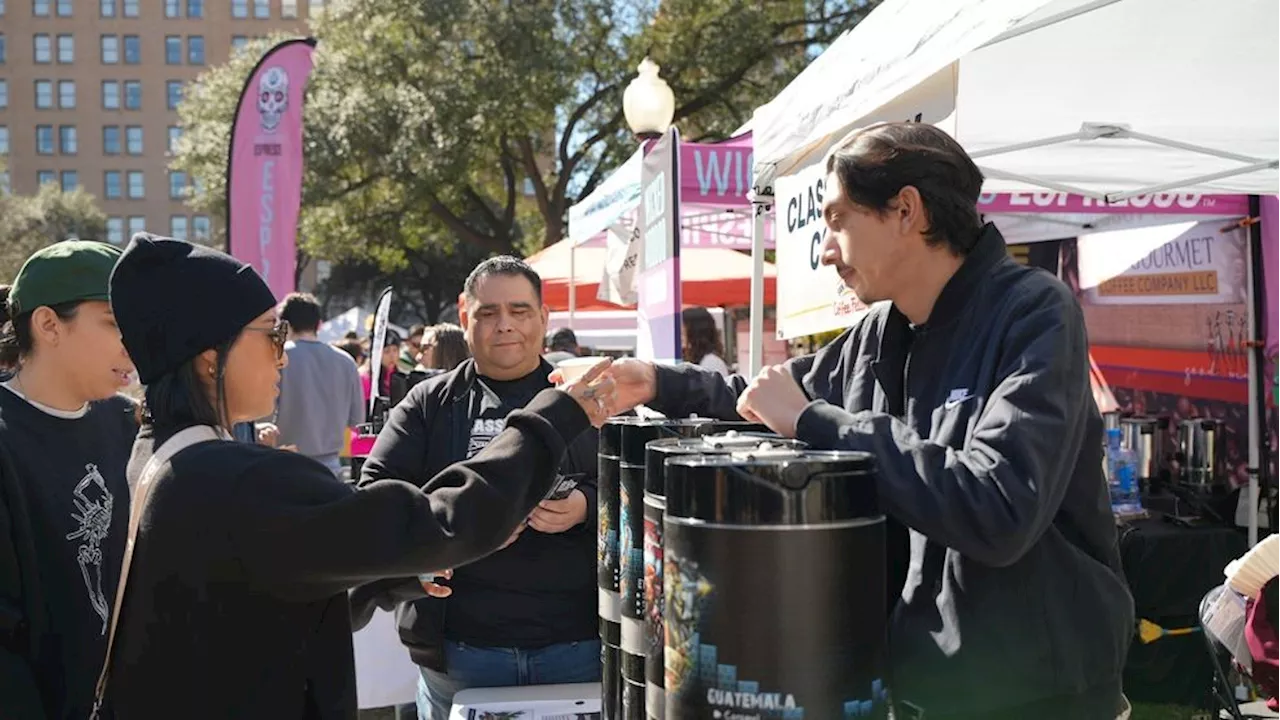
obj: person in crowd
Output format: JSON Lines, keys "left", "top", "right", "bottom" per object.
{"left": 605, "top": 123, "right": 1134, "bottom": 720}
{"left": 0, "top": 241, "right": 140, "bottom": 719}
{"left": 361, "top": 257, "right": 601, "bottom": 720}
{"left": 543, "top": 327, "right": 581, "bottom": 366}
{"left": 362, "top": 330, "right": 410, "bottom": 410}
{"left": 407, "top": 323, "right": 471, "bottom": 390}
{"left": 423, "top": 324, "right": 470, "bottom": 373}
{"left": 681, "top": 306, "right": 730, "bottom": 376}
{"left": 98, "top": 235, "right": 620, "bottom": 717}
{"left": 335, "top": 338, "right": 366, "bottom": 367}
{"left": 271, "top": 293, "right": 365, "bottom": 476}
{"left": 0, "top": 285, "right": 13, "bottom": 380}
{"left": 400, "top": 324, "right": 427, "bottom": 374}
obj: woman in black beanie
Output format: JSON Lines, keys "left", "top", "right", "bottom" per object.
{"left": 97, "top": 235, "right": 620, "bottom": 719}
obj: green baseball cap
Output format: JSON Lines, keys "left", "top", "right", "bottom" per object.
{"left": 8, "top": 241, "right": 123, "bottom": 317}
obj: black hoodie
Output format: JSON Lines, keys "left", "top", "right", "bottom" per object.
{"left": 647, "top": 225, "right": 1133, "bottom": 719}
{"left": 103, "top": 388, "right": 587, "bottom": 719}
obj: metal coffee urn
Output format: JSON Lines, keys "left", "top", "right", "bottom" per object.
{"left": 1180, "top": 418, "right": 1226, "bottom": 489}
{"left": 643, "top": 431, "right": 804, "bottom": 720}
{"left": 1120, "top": 417, "right": 1165, "bottom": 490}
{"left": 664, "top": 449, "right": 888, "bottom": 720}
{"left": 618, "top": 419, "right": 763, "bottom": 720}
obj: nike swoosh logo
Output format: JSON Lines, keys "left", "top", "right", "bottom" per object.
{"left": 944, "top": 396, "right": 972, "bottom": 410}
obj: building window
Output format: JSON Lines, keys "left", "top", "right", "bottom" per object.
{"left": 106, "top": 217, "right": 124, "bottom": 244}
{"left": 56, "top": 0, "right": 70, "bottom": 15}
{"left": 104, "top": 170, "right": 122, "bottom": 199}
{"left": 192, "top": 214, "right": 210, "bottom": 240}
{"left": 231, "top": 36, "right": 248, "bottom": 53}
{"left": 165, "top": 36, "right": 181, "bottom": 64}
{"left": 124, "top": 36, "right": 140, "bottom": 64}
{"left": 0, "top": 127, "right": 7, "bottom": 155}
{"left": 59, "top": 125, "right": 76, "bottom": 154}
{"left": 167, "top": 125, "right": 182, "bottom": 154}
{"left": 123, "top": 0, "right": 138, "bottom": 16}
{"left": 57, "top": 34, "right": 73, "bottom": 63}
{"left": 60, "top": 170, "right": 78, "bottom": 192}
{"left": 33, "top": 0, "right": 49, "bottom": 16}
{"left": 166, "top": 81, "right": 183, "bottom": 111}
{"left": 101, "top": 36, "right": 119, "bottom": 64}
{"left": 58, "top": 80, "right": 75, "bottom": 109}
{"left": 231, "top": 0, "right": 246, "bottom": 18}
{"left": 0, "top": 0, "right": 5, "bottom": 15}
{"left": 37, "top": 170, "right": 56, "bottom": 187}
{"left": 188, "top": 36, "right": 204, "bottom": 65}
{"left": 126, "top": 125, "right": 142, "bottom": 155}
{"left": 0, "top": 34, "right": 6, "bottom": 64}
{"left": 253, "top": 0, "right": 267, "bottom": 17}
{"left": 100, "top": 0, "right": 114, "bottom": 16}
{"left": 128, "top": 216, "right": 145, "bottom": 236}
{"left": 34, "top": 34, "right": 52, "bottom": 64}
{"left": 169, "top": 171, "right": 187, "bottom": 199}
{"left": 127, "top": 170, "right": 144, "bottom": 199}
{"left": 311, "top": 0, "right": 324, "bottom": 10}
{"left": 186, "top": 0, "right": 202, "bottom": 17}
{"left": 282, "top": 0, "right": 297, "bottom": 18}
{"left": 0, "top": 173, "right": 9, "bottom": 194}
{"left": 36, "top": 125, "right": 54, "bottom": 155}
{"left": 102, "top": 81, "right": 120, "bottom": 110}
{"left": 164, "top": 0, "right": 179, "bottom": 17}
{"left": 35, "top": 80, "right": 53, "bottom": 109}
{"left": 0, "top": 81, "right": 7, "bottom": 109}
{"left": 103, "top": 125, "right": 120, "bottom": 154}
{"left": 124, "top": 80, "right": 141, "bottom": 110}
{"left": 170, "top": 215, "right": 189, "bottom": 240}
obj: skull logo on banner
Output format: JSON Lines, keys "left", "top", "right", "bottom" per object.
{"left": 257, "top": 66, "right": 289, "bottom": 133}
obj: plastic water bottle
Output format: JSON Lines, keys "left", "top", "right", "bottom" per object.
{"left": 1106, "top": 428, "right": 1143, "bottom": 516}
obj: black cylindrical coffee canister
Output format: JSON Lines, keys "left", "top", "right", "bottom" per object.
{"left": 601, "top": 616, "right": 623, "bottom": 720}
{"left": 664, "top": 450, "right": 888, "bottom": 720}
{"left": 642, "top": 432, "right": 803, "bottom": 720}
{"left": 599, "top": 418, "right": 635, "bottom": 620}
{"left": 619, "top": 419, "right": 727, "bottom": 656}
{"left": 622, "top": 674, "right": 646, "bottom": 720}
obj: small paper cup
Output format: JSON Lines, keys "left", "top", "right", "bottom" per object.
{"left": 555, "top": 356, "right": 609, "bottom": 385}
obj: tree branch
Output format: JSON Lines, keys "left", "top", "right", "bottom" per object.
{"left": 425, "top": 192, "right": 508, "bottom": 254}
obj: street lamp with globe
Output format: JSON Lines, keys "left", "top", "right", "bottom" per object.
{"left": 623, "top": 58, "right": 675, "bottom": 141}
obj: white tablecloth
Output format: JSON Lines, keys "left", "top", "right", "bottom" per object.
{"left": 450, "top": 682, "right": 601, "bottom": 719}
{"left": 352, "top": 609, "right": 419, "bottom": 709}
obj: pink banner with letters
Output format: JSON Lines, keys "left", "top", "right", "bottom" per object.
{"left": 226, "top": 38, "right": 316, "bottom": 300}
{"left": 680, "top": 132, "right": 754, "bottom": 207}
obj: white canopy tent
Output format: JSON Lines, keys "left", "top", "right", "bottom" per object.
{"left": 744, "top": 0, "right": 1278, "bottom": 543}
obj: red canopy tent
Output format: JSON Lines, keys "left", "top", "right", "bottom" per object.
{"left": 525, "top": 237, "right": 777, "bottom": 312}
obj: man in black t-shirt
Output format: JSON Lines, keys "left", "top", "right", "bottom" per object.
{"left": 362, "top": 257, "right": 599, "bottom": 720}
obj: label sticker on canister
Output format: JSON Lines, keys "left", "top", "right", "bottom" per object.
{"left": 664, "top": 520, "right": 887, "bottom": 719}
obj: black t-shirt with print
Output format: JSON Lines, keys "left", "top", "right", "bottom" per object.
{"left": 0, "top": 387, "right": 137, "bottom": 719}
{"left": 444, "top": 370, "right": 597, "bottom": 648}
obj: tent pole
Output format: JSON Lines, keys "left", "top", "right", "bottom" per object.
{"left": 569, "top": 242, "right": 577, "bottom": 329}
{"left": 1245, "top": 196, "right": 1265, "bottom": 545}
{"left": 748, "top": 197, "right": 768, "bottom": 376}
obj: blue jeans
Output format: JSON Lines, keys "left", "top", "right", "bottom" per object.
{"left": 416, "top": 639, "right": 601, "bottom": 720}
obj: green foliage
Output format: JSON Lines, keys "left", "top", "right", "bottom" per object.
{"left": 172, "top": 0, "right": 876, "bottom": 317}
{"left": 0, "top": 183, "right": 109, "bottom": 283}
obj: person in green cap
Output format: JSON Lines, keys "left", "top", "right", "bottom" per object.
{"left": 0, "top": 241, "right": 140, "bottom": 720}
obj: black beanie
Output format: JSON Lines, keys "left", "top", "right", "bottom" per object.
{"left": 110, "top": 233, "right": 277, "bottom": 385}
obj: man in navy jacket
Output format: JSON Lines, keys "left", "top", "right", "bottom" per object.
{"left": 609, "top": 123, "right": 1134, "bottom": 720}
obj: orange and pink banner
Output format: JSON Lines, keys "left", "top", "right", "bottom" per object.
{"left": 226, "top": 38, "right": 316, "bottom": 300}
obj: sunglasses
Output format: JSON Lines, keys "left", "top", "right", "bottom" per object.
{"left": 245, "top": 319, "right": 290, "bottom": 360}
